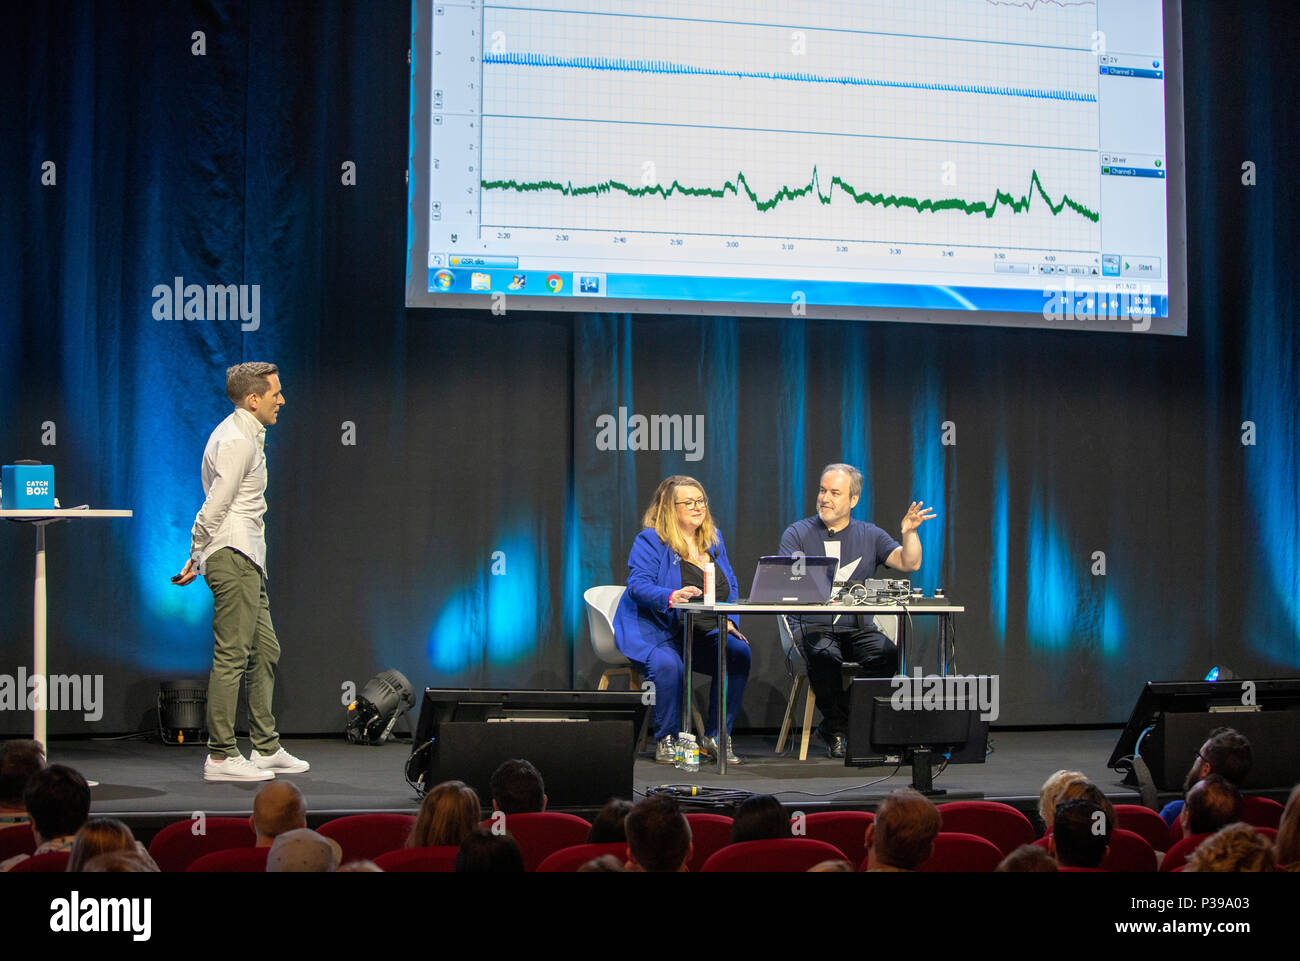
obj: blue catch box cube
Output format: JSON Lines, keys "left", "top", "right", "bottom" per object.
{"left": 2, "top": 465, "right": 56, "bottom": 510}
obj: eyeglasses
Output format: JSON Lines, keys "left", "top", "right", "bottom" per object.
{"left": 675, "top": 498, "right": 708, "bottom": 510}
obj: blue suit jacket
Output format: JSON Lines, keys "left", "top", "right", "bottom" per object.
{"left": 613, "top": 527, "right": 741, "bottom": 664}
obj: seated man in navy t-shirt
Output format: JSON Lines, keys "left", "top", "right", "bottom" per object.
{"left": 779, "top": 463, "right": 936, "bottom": 757}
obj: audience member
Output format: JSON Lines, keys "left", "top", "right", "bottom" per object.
{"left": 266, "top": 828, "right": 342, "bottom": 872}
{"left": 864, "top": 788, "right": 942, "bottom": 872}
{"left": 455, "top": 827, "right": 525, "bottom": 872}
{"left": 407, "top": 780, "right": 481, "bottom": 848}
{"left": 1274, "top": 784, "right": 1300, "bottom": 870}
{"left": 577, "top": 854, "right": 626, "bottom": 872}
{"left": 1054, "top": 779, "right": 1116, "bottom": 837}
{"left": 0, "top": 739, "right": 46, "bottom": 827}
{"left": 490, "top": 759, "right": 547, "bottom": 814}
{"left": 1, "top": 763, "right": 90, "bottom": 871}
{"left": 1036, "top": 769, "right": 1085, "bottom": 835}
{"left": 1184, "top": 822, "right": 1275, "bottom": 872}
{"left": 1161, "top": 727, "right": 1252, "bottom": 827}
{"left": 587, "top": 798, "right": 633, "bottom": 844}
{"left": 252, "top": 781, "right": 307, "bottom": 847}
{"left": 67, "top": 817, "right": 158, "bottom": 872}
{"left": 730, "top": 794, "right": 789, "bottom": 843}
{"left": 624, "top": 795, "right": 693, "bottom": 872}
{"left": 336, "top": 860, "right": 384, "bottom": 872}
{"left": 1049, "top": 798, "right": 1110, "bottom": 868}
{"left": 996, "top": 844, "right": 1059, "bottom": 872}
{"left": 1181, "top": 774, "right": 1241, "bottom": 837}
{"left": 807, "top": 859, "right": 854, "bottom": 872}
{"left": 82, "top": 850, "right": 159, "bottom": 873}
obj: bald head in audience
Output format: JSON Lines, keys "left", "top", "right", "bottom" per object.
{"left": 251, "top": 781, "right": 307, "bottom": 847}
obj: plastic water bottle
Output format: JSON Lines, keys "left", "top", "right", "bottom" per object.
{"left": 702, "top": 561, "right": 716, "bottom": 605}
{"left": 675, "top": 732, "right": 699, "bottom": 772}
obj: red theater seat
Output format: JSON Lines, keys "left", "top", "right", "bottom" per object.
{"left": 537, "top": 842, "right": 629, "bottom": 872}
{"left": 149, "top": 816, "right": 255, "bottom": 872}
{"left": 684, "top": 813, "right": 734, "bottom": 872}
{"left": 477, "top": 812, "right": 592, "bottom": 871}
{"left": 0, "top": 824, "right": 37, "bottom": 862}
{"left": 701, "top": 838, "right": 846, "bottom": 872}
{"left": 9, "top": 851, "right": 71, "bottom": 872}
{"left": 1115, "top": 804, "right": 1172, "bottom": 852}
{"left": 373, "top": 845, "right": 459, "bottom": 872}
{"left": 801, "top": 811, "right": 872, "bottom": 868}
{"left": 936, "top": 801, "right": 1036, "bottom": 856}
{"left": 915, "top": 832, "right": 1003, "bottom": 872}
{"left": 317, "top": 814, "right": 417, "bottom": 864}
{"left": 187, "top": 847, "right": 270, "bottom": 872}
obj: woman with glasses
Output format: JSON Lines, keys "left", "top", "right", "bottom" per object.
{"left": 613, "top": 475, "right": 751, "bottom": 764}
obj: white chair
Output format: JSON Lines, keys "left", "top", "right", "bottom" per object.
{"left": 775, "top": 613, "right": 898, "bottom": 760}
{"left": 583, "top": 585, "right": 706, "bottom": 746}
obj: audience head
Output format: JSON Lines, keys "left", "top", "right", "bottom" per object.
{"left": 1055, "top": 779, "right": 1116, "bottom": 837}
{"left": 490, "top": 759, "right": 546, "bottom": 815}
{"left": 587, "top": 798, "right": 634, "bottom": 844}
{"left": 0, "top": 739, "right": 46, "bottom": 810}
{"left": 1274, "top": 784, "right": 1300, "bottom": 868}
{"left": 1184, "top": 727, "right": 1252, "bottom": 792}
{"left": 336, "top": 860, "right": 384, "bottom": 873}
{"left": 643, "top": 475, "right": 718, "bottom": 557}
{"left": 577, "top": 854, "right": 626, "bottom": 872}
{"left": 67, "top": 818, "right": 140, "bottom": 872}
{"left": 1037, "top": 769, "right": 1086, "bottom": 831}
{"left": 1185, "top": 822, "right": 1275, "bottom": 873}
{"left": 266, "top": 828, "right": 342, "bottom": 872}
{"left": 82, "top": 851, "right": 158, "bottom": 873}
{"left": 24, "top": 764, "right": 90, "bottom": 844}
{"left": 866, "top": 788, "right": 942, "bottom": 871}
{"left": 996, "top": 844, "right": 1060, "bottom": 872}
{"left": 251, "top": 781, "right": 307, "bottom": 846}
{"left": 731, "top": 794, "right": 789, "bottom": 844}
{"left": 1182, "top": 774, "right": 1242, "bottom": 835}
{"left": 455, "top": 827, "right": 525, "bottom": 873}
{"left": 408, "top": 780, "right": 481, "bottom": 848}
{"left": 1050, "top": 798, "right": 1111, "bottom": 868}
{"left": 807, "top": 859, "right": 854, "bottom": 872}
{"left": 625, "top": 795, "right": 693, "bottom": 873}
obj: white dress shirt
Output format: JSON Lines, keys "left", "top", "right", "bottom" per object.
{"left": 190, "top": 407, "right": 269, "bottom": 576}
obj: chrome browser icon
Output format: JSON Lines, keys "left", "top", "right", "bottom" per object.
{"left": 546, "top": 274, "right": 563, "bottom": 293}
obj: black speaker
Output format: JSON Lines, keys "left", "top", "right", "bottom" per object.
{"left": 1108, "top": 679, "right": 1300, "bottom": 791}
{"left": 407, "top": 689, "right": 646, "bottom": 808}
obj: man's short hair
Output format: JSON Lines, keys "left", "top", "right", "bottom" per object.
{"left": 872, "top": 788, "right": 942, "bottom": 870}
{"left": 0, "top": 739, "right": 46, "bottom": 807}
{"left": 454, "top": 827, "right": 525, "bottom": 873}
{"left": 625, "top": 795, "right": 692, "bottom": 872}
{"left": 225, "top": 362, "right": 279, "bottom": 405}
{"left": 490, "top": 758, "right": 545, "bottom": 815}
{"left": 1185, "top": 822, "right": 1275, "bottom": 872}
{"left": 1185, "top": 774, "right": 1242, "bottom": 835}
{"left": 24, "top": 764, "right": 90, "bottom": 840}
{"left": 1052, "top": 798, "right": 1111, "bottom": 868}
{"left": 820, "top": 463, "right": 863, "bottom": 500}
{"left": 996, "top": 844, "right": 1060, "bottom": 872}
{"left": 1204, "top": 727, "right": 1253, "bottom": 787}
{"left": 253, "top": 781, "right": 307, "bottom": 840}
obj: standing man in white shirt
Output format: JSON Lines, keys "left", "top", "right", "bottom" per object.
{"left": 174, "top": 363, "right": 309, "bottom": 782}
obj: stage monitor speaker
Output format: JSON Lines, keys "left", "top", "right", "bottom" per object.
{"left": 1108, "top": 678, "right": 1300, "bottom": 791}
{"left": 845, "top": 678, "right": 990, "bottom": 767}
{"left": 408, "top": 689, "right": 646, "bottom": 808}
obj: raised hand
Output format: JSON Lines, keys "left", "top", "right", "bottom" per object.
{"left": 901, "top": 501, "right": 937, "bottom": 534}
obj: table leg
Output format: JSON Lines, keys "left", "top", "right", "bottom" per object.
{"left": 895, "top": 611, "right": 907, "bottom": 677}
{"left": 34, "top": 524, "right": 47, "bottom": 746}
{"left": 717, "top": 616, "right": 727, "bottom": 774}
{"left": 681, "top": 611, "right": 693, "bottom": 737}
{"left": 938, "top": 614, "right": 949, "bottom": 677}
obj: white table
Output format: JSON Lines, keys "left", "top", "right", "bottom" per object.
{"left": 2, "top": 508, "right": 133, "bottom": 746}
{"left": 675, "top": 599, "right": 965, "bottom": 773}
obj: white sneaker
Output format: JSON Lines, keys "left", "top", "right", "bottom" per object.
{"left": 204, "top": 754, "right": 274, "bottom": 782}
{"left": 250, "top": 748, "right": 310, "bottom": 773}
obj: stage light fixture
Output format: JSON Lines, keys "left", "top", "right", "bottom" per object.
{"left": 346, "top": 669, "right": 416, "bottom": 745}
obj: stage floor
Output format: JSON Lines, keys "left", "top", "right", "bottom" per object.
{"left": 40, "top": 727, "right": 1169, "bottom": 842}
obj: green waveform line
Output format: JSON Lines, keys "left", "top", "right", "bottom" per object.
{"left": 480, "top": 166, "right": 1100, "bottom": 223}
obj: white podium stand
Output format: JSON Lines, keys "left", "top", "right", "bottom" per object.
{"left": 2, "top": 508, "right": 133, "bottom": 747}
